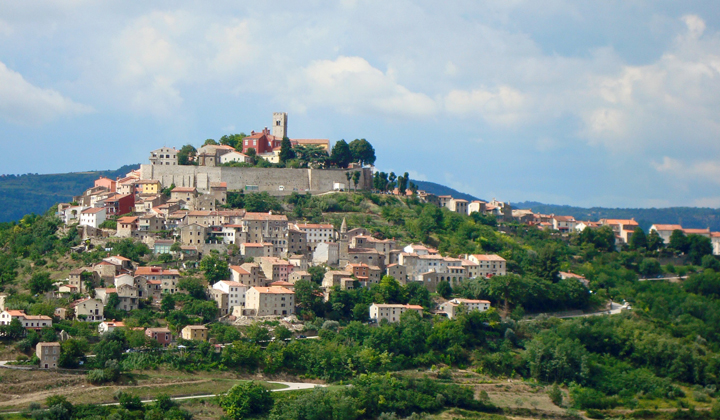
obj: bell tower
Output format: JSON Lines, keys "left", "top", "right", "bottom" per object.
{"left": 272, "top": 112, "right": 287, "bottom": 139}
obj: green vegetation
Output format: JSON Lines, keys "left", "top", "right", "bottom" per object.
{"left": 3, "top": 186, "right": 720, "bottom": 419}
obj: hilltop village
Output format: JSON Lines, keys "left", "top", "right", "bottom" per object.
{"left": 1, "top": 114, "right": 719, "bottom": 364}
{"left": 1, "top": 114, "right": 720, "bottom": 419}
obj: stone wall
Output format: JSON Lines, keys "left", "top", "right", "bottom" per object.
{"left": 141, "top": 164, "right": 372, "bottom": 193}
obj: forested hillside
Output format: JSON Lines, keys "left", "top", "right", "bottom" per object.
{"left": 411, "top": 180, "right": 481, "bottom": 202}
{"left": 0, "top": 165, "right": 138, "bottom": 222}
{"left": 516, "top": 201, "right": 720, "bottom": 231}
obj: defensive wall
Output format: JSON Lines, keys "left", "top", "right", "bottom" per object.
{"left": 140, "top": 164, "right": 372, "bottom": 193}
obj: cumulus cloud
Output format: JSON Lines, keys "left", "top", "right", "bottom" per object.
{"left": 653, "top": 156, "right": 720, "bottom": 185}
{"left": 0, "top": 61, "right": 92, "bottom": 125}
{"left": 292, "top": 56, "right": 438, "bottom": 118}
{"left": 444, "top": 86, "right": 526, "bottom": 126}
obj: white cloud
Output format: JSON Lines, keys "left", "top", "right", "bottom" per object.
{"left": 0, "top": 61, "right": 92, "bottom": 125}
{"left": 291, "top": 56, "right": 438, "bottom": 118}
{"left": 653, "top": 156, "right": 720, "bottom": 185}
{"left": 444, "top": 86, "right": 526, "bottom": 126}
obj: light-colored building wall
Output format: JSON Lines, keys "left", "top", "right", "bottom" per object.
{"left": 245, "top": 287, "right": 295, "bottom": 316}
{"left": 36, "top": 342, "right": 61, "bottom": 369}
{"left": 369, "top": 303, "right": 423, "bottom": 323}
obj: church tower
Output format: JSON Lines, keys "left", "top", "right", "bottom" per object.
{"left": 272, "top": 112, "right": 287, "bottom": 139}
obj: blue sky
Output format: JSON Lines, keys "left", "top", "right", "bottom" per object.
{"left": 1, "top": 1, "right": 720, "bottom": 208}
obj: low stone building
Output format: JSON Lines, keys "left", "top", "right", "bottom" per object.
{"left": 369, "top": 303, "right": 423, "bottom": 323}
{"left": 36, "top": 342, "right": 61, "bottom": 369}
{"left": 438, "top": 298, "right": 491, "bottom": 319}
{"left": 181, "top": 325, "right": 208, "bottom": 341}
{"left": 146, "top": 327, "right": 173, "bottom": 347}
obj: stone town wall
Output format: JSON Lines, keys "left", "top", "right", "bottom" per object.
{"left": 140, "top": 164, "right": 372, "bottom": 193}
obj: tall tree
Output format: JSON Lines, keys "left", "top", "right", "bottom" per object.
{"left": 352, "top": 171, "right": 361, "bottom": 191}
{"left": 669, "top": 229, "right": 689, "bottom": 254}
{"left": 199, "top": 252, "right": 230, "bottom": 282}
{"left": 330, "top": 140, "right": 352, "bottom": 168}
{"left": 647, "top": 230, "right": 664, "bottom": 252}
{"left": 348, "top": 139, "right": 376, "bottom": 166}
{"left": 279, "top": 137, "right": 295, "bottom": 164}
{"left": 203, "top": 139, "right": 218, "bottom": 146}
{"left": 177, "top": 145, "right": 197, "bottom": 166}
{"left": 629, "top": 227, "right": 648, "bottom": 250}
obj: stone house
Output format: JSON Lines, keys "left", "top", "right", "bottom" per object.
{"left": 36, "top": 342, "right": 61, "bottom": 369}
{"left": 245, "top": 286, "right": 295, "bottom": 316}
{"left": 369, "top": 304, "right": 423, "bottom": 323}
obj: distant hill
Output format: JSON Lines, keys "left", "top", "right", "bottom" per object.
{"left": 514, "top": 201, "right": 720, "bottom": 231}
{"left": 0, "top": 165, "right": 139, "bottom": 223}
{"left": 411, "top": 180, "right": 482, "bottom": 202}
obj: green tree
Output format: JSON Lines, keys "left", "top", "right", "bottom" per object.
{"left": 639, "top": 258, "right": 662, "bottom": 277}
{"left": 669, "top": 229, "right": 689, "bottom": 253}
{"left": 246, "top": 148, "right": 258, "bottom": 165}
{"left": 437, "top": 281, "right": 453, "bottom": 299}
{"left": 274, "top": 325, "right": 292, "bottom": 341}
{"left": 629, "top": 227, "right": 647, "bottom": 250}
{"left": 331, "top": 140, "right": 352, "bottom": 168}
{"left": 29, "top": 271, "right": 53, "bottom": 294}
{"left": 348, "top": 138, "right": 376, "bottom": 166}
{"left": 177, "top": 144, "right": 197, "bottom": 166}
{"left": 279, "top": 137, "right": 296, "bottom": 164}
{"left": 170, "top": 241, "right": 182, "bottom": 254}
{"left": 647, "top": 229, "right": 664, "bottom": 252}
{"left": 245, "top": 324, "right": 271, "bottom": 342}
{"left": 178, "top": 277, "right": 207, "bottom": 299}
{"left": 485, "top": 274, "right": 526, "bottom": 317}
{"left": 307, "top": 266, "right": 326, "bottom": 284}
{"left": 161, "top": 294, "right": 176, "bottom": 315}
{"left": 59, "top": 338, "right": 89, "bottom": 368}
{"left": 533, "top": 245, "right": 561, "bottom": 282}
{"left": 688, "top": 234, "right": 713, "bottom": 264}
{"left": 352, "top": 171, "right": 361, "bottom": 191}
{"left": 200, "top": 252, "right": 230, "bottom": 282}
{"left": 203, "top": 139, "right": 218, "bottom": 146}
{"left": 701, "top": 255, "right": 720, "bottom": 271}
{"left": 220, "top": 381, "right": 274, "bottom": 420}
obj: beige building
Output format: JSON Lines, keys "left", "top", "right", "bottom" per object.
{"left": 71, "top": 298, "right": 104, "bottom": 322}
{"left": 36, "top": 342, "right": 61, "bottom": 369}
{"left": 385, "top": 264, "right": 408, "bottom": 284}
{"left": 180, "top": 223, "right": 208, "bottom": 246}
{"left": 466, "top": 254, "right": 507, "bottom": 278}
{"left": 600, "top": 219, "right": 639, "bottom": 244}
{"left": 288, "top": 270, "right": 311, "bottom": 284}
{"left": 181, "top": 325, "right": 208, "bottom": 341}
{"left": 439, "top": 298, "right": 491, "bottom": 319}
{"left": 369, "top": 303, "right": 423, "bottom": 323}
{"left": 245, "top": 286, "right": 295, "bottom": 316}
{"left": 447, "top": 198, "right": 469, "bottom": 215}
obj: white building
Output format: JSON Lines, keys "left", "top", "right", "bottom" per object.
{"left": 212, "top": 280, "right": 248, "bottom": 309}
{"left": 294, "top": 223, "right": 335, "bottom": 251}
{"left": 245, "top": 286, "right": 295, "bottom": 316}
{"left": 712, "top": 232, "right": 720, "bottom": 256}
{"left": 220, "top": 151, "right": 251, "bottom": 164}
{"left": 552, "top": 216, "right": 577, "bottom": 233}
{"left": 71, "top": 298, "right": 104, "bottom": 322}
{"left": 79, "top": 207, "right": 107, "bottom": 228}
{"left": 369, "top": 303, "right": 423, "bottom": 323}
{"left": 98, "top": 320, "right": 125, "bottom": 335}
{"left": 649, "top": 224, "right": 684, "bottom": 244}
{"left": 0, "top": 310, "right": 52, "bottom": 329}
{"left": 439, "top": 298, "right": 490, "bottom": 319}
